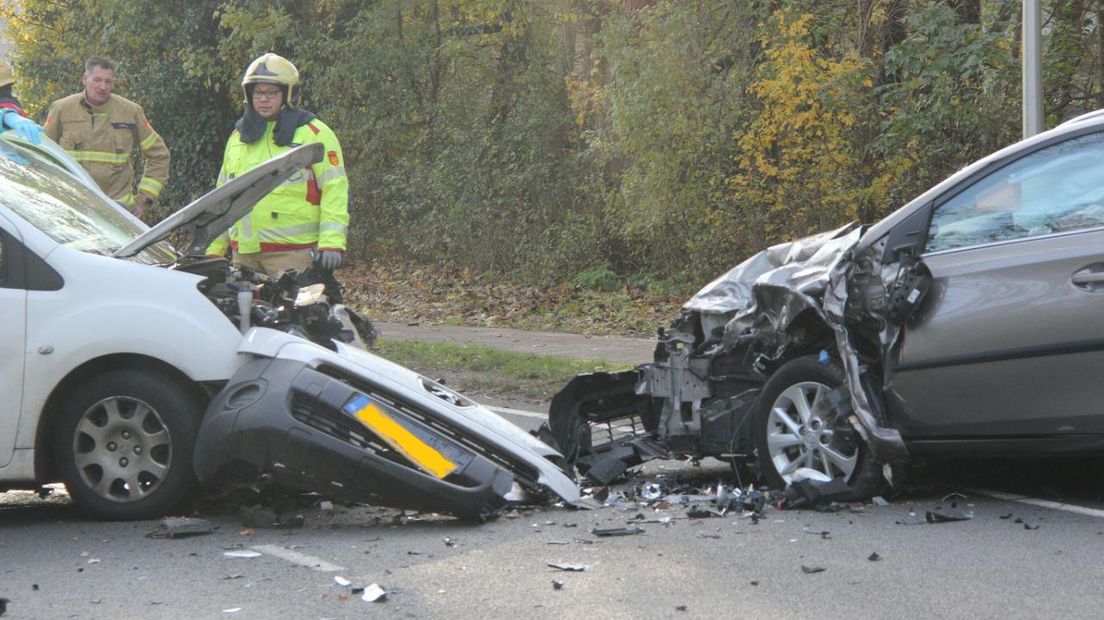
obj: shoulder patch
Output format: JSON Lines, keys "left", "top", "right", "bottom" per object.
{"left": 328, "top": 151, "right": 340, "bottom": 166}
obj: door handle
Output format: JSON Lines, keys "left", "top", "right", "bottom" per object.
{"left": 1072, "top": 267, "right": 1104, "bottom": 289}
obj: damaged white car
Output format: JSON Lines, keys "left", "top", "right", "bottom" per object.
{"left": 549, "top": 111, "right": 1104, "bottom": 497}
{"left": 0, "top": 132, "right": 579, "bottom": 520}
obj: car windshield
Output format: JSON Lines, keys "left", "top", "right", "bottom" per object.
{"left": 0, "top": 139, "right": 175, "bottom": 264}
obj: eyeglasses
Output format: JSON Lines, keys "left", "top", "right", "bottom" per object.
{"left": 252, "top": 88, "right": 282, "bottom": 101}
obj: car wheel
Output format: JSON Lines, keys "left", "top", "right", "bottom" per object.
{"left": 54, "top": 370, "right": 203, "bottom": 520}
{"left": 753, "top": 356, "right": 882, "bottom": 496}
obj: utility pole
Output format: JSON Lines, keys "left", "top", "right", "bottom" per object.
{"left": 1023, "top": 0, "right": 1043, "bottom": 137}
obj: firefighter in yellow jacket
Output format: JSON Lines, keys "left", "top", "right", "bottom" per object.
{"left": 43, "top": 56, "right": 169, "bottom": 216}
{"left": 205, "top": 53, "right": 349, "bottom": 277}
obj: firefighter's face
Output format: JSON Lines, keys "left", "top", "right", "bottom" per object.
{"left": 81, "top": 67, "right": 115, "bottom": 107}
{"left": 251, "top": 84, "right": 284, "bottom": 120}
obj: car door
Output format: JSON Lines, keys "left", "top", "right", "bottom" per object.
{"left": 890, "top": 129, "right": 1104, "bottom": 438}
{"left": 0, "top": 213, "right": 27, "bottom": 468}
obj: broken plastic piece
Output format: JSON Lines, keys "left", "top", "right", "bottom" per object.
{"left": 148, "top": 517, "right": 215, "bottom": 539}
{"left": 591, "top": 527, "right": 645, "bottom": 537}
{"left": 800, "top": 565, "right": 826, "bottom": 574}
{"left": 640, "top": 482, "right": 664, "bottom": 501}
{"left": 361, "top": 584, "right": 387, "bottom": 602}
{"left": 687, "top": 506, "right": 725, "bottom": 519}
{"left": 547, "top": 563, "right": 587, "bottom": 572}
{"left": 925, "top": 506, "right": 973, "bottom": 523}
{"left": 334, "top": 576, "right": 352, "bottom": 587}
{"left": 782, "top": 478, "right": 853, "bottom": 509}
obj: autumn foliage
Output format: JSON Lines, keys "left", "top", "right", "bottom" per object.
{"left": 1, "top": 0, "right": 1086, "bottom": 285}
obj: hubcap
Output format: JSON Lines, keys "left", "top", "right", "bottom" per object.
{"left": 72, "top": 396, "right": 172, "bottom": 503}
{"left": 765, "top": 381, "right": 858, "bottom": 484}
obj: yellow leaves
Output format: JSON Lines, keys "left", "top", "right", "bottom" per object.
{"left": 728, "top": 9, "right": 880, "bottom": 239}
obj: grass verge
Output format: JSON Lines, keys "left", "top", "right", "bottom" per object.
{"left": 376, "top": 339, "right": 632, "bottom": 403}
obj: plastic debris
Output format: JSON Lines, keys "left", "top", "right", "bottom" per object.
{"left": 591, "top": 526, "right": 645, "bottom": 537}
{"left": 676, "top": 605, "right": 688, "bottom": 612}
{"left": 781, "top": 478, "right": 853, "bottom": 509}
{"left": 925, "top": 507, "right": 973, "bottom": 523}
{"left": 687, "top": 506, "right": 726, "bottom": 519}
{"left": 640, "top": 482, "right": 664, "bottom": 501}
{"left": 361, "top": 584, "right": 387, "bottom": 603}
{"left": 872, "top": 496, "right": 891, "bottom": 507}
{"left": 547, "top": 563, "right": 587, "bottom": 572}
{"left": 868, "top": 552, "right": 882, "bottom": 562}
{"left": 552, "top": 580, "right": 564, "bottom": 590}
{"left": 147, "top": 517, "right": 216, "bottom": 539}
{"left": 334, "top": 576, "right": 352, "bottom": 587}
{"left": 222, "top": 608, "right": 242, "bottom": 614}
{"left": 801, "top": 565, "right": 826, "bottom": 574}
{"left": 319, "top": 500, "right": 334, "bottom": 512}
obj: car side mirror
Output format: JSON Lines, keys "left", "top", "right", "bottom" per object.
{"left": 882, "top": 204, "right": 933, "bottom": 263}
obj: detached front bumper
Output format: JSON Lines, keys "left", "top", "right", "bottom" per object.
{"left": 195, "top": 355, "right": 554, "bottom": 519}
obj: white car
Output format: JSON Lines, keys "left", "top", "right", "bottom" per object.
{"left": 0, "top": 132, "right": 579, "bottom": 520}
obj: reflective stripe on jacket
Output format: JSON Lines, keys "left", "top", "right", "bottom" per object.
{"left": 43, "top": 93, "right": 170, "bottom": 203}
{"left": 205, "top": 118, "right": 349, "bottom": 256}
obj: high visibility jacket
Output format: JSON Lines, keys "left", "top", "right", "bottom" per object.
{"left": 43, "top": 93, "right": 170, "bottom": 207}
{"left": 205, "top": 118, "right": 349, "bottom": 256}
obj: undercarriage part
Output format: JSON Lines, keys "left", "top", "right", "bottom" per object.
{"left": 547, "top": 371, "right": 652, "bottom": 466}
{"left": 195, "top": 358, "right": 524, "bottom": 520}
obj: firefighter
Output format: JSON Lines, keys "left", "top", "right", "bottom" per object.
{"left": 205, "top": 52, "right": 348, "bottom": 277}
{"left": 43, "top": 56, "right": 169, "bottom": 217}
{"left": 0, "top": 57, "right": 43, "bottom": 144}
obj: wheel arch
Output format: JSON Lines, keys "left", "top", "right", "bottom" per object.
{"left": 34, "top": 354, "right": 212, "bottom": 483}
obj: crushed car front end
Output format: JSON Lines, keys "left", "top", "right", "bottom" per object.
{"left": 195, "top": 329, "right": 581, "bottom": 520}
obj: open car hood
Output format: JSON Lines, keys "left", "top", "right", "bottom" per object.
{"left": 112, "top": 142, "right": 323, "bottom": 258}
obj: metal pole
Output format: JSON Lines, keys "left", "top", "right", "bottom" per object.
{"left": 1023, "top": 0, "right": 1044, "bottom": 137}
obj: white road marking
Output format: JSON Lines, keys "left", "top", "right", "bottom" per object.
{"left": 251, "top": 544, "right": 345, "bottom": 572}
{"left": 488, "top": 406, "right": 547, "bottom": 420}
{"left": 973, "top": 489, "right": 1104, "bottom": 519}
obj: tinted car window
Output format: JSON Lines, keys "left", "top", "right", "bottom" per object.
{"left": 0, "top": 140, "right": 175, "bottom": 264}
{"left": 927, "top": 131, "right": 1104, "bottom": 253}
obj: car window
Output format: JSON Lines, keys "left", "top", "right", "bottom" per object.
{"left": 926, "top": 131, "right": 1104, "bottom": 253}
{"left": 0, "top": 140, "right": 175, "bottom": 264}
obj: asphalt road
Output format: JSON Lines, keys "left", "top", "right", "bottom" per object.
{"left": 4, "top": 405, "right": 1104, "bottom": 619}
{"left": 5, "top": 326, "right": 1104, "bottom": 618}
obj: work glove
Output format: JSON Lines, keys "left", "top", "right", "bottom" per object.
{"left": 133, "top": 194, "right": 154, "bottom": 219}
{"left": 2, "top": 111, "right": 43, "bottom": 144}
{"left": 316, "top": 249, "right": 343, "bottom": 271}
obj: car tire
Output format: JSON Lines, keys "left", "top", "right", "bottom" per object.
{"left": 53, "top": 370, "right": 203, "bottom": 520}
{"left": 753, "top": 356, "right": 884, "bottom": 497}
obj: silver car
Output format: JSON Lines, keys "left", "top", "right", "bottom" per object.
{"left": 550, "top": 110, "right": 1104, "bottom": 496}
